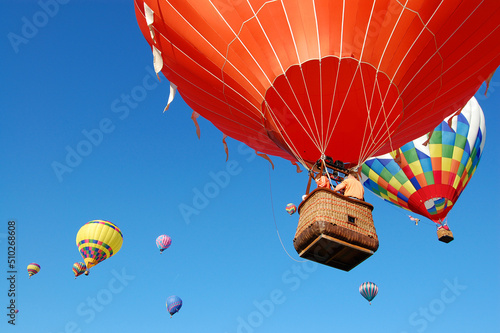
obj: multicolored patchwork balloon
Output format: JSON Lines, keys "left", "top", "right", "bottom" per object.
{"left": 76, "top": 220, "right": 123, "bottom": 275}
{"left": 72, "top": 262, "right": 86, "bottom": 278}
{"left": 156, "top": 234, "right": 172, "bottom": 253}
{"left": 359, "top": 282, "right": 378, "bottom": 304}
{"left": 361, "top": 97, "right": 485, "bottom": 224}
{"left": 27, "top": 263, "right": 40, "bottom": 278}
{"left": 166, "top": 295, "right": 183, "bottom": 317}
{"left": 285, "top": 203, "right": 297, "bottom": 215}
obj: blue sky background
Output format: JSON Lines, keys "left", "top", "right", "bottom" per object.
{"left": 1, "top": 1, "right": 499, "bottom": 332}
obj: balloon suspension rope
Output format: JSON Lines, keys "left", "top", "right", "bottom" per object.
{"left": 436, "top": 217, "right": 448, "bottom": 228}
{"left": 268, "top": 163, "right": 306, "bottom": 263}
{"left": 320, "top": 158, "right": 336, "bottom": 188}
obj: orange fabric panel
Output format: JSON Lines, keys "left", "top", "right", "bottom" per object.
{"left": 135, "top": 0, "right": 500, "bottom": 166}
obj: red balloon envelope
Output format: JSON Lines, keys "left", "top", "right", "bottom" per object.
{"left": 134, "top": 0, "right": 499, "bottom": 167}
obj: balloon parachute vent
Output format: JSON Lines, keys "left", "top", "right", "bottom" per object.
{"left": 293, "top": 189, "right": 379, "bottom": 271}
{"left": 437, "top": 228, "right": 454, "bottom": 243}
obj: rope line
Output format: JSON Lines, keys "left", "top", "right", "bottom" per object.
{"left": 268, "top": 163, "right": 306, "bottom": 263}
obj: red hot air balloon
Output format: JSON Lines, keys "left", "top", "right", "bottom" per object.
{"left": 134, "top": 0, "right": 499, "bottom": 169}
{"left": 134, "top": 0, "right": 499, "bottom": 271}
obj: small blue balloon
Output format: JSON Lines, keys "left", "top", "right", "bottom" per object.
{"left": 166, "top": 295, "right": 183, "bottom": 316}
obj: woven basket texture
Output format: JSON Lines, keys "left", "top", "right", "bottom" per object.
{"left": 294, "top": 188, "right": 379, "bottom": 253}
{"left": 437, "top": 228, "right": 454, "bottom": 243}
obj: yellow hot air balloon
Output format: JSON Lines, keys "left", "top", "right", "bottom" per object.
{"left": 27, "top": 263, "right": 40, "bottom": 278}
{"left": 76, "top": 220, "right": 123, "bottom": 275}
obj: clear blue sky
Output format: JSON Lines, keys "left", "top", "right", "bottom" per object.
{"left": 1, "top": 1, "right": 499, "bottom": 333}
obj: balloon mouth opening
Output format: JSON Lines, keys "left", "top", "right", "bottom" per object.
{"left": 84, "top": 258, "right": 97, "bottom": 269}
{"left": 263, "top": 58, "right": 403, "bottom": 164}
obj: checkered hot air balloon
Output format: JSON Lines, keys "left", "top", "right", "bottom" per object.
{"left": 361, "top": 97, "right": 485, "bottom": 225}
{"left": 359, "top": 282, "right": 378, "bottom": 304}
{"left": 72, "top": 262, "right": 86, "bottom": 279}
{"left": 286, "top": 203, "right": 297, "bottom": 215}
{"left": 27, "top": 263, "right": 40, "bottom": 278}
{"left": 166, "top": 295, "right": 182, "bottom": 317}
{"left": 156, "top": 234, "right": 172, "bottom": 253}
{"left": 76, "top": 220, "right": 123, "bottom": 275}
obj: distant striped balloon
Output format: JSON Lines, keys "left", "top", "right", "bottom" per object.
{"left": 156, "top": 235, "right": 172, "bottom": 253}
{"left": 286, "top": 203, "right": 297, "bottom": 215}
{"left": 72, "top": 262, "right": 86, "bottom": 278}
{"left": 166, "top": 295, "right": 182, "bottom": 317}
{"left": 27, "top": 263, "right": 40, "bottom": 278}
{"left": 359, "top": 282, "right": 378, "bottom": 304}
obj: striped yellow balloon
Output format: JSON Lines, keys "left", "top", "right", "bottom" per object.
{"left": 76, "top": 220, "right": 123, "bottom": 272}
{"left": 27, "top": 263, "right": 40, "bottom": 278}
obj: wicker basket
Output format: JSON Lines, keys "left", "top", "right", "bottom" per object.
{"left": 293, "top": 188, "right": 379, "bottom": 271}
{"left": 437, "top": 228, "right": 454, "bottom": 243}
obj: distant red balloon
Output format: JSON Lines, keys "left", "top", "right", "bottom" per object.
{"left": 135, "top": 0, "right": 499, "bottom": 167}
